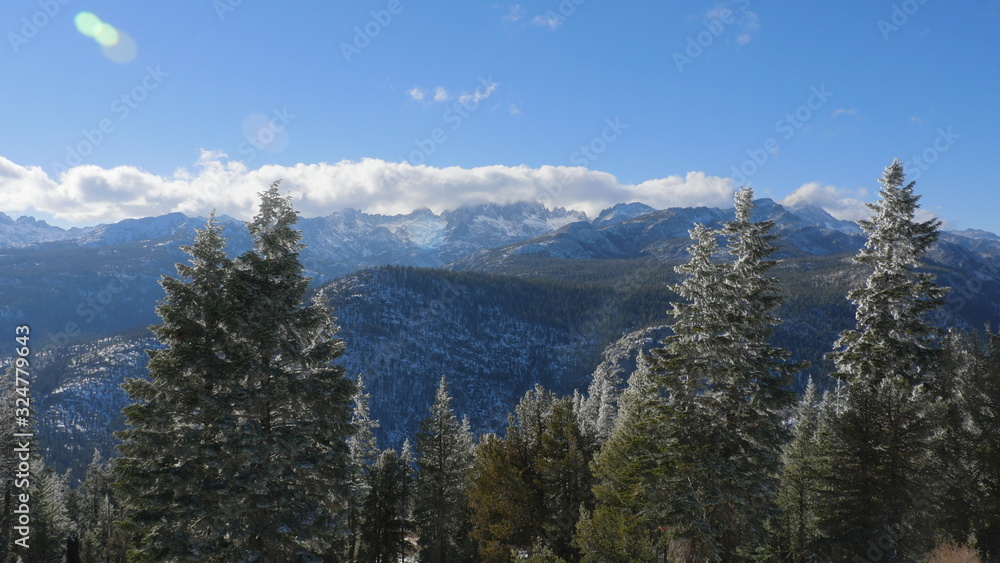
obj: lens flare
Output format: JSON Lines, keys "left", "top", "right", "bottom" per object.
{"left": 93, "top": 23, "right": 120, "bottom": 47}
{"left": 75, "top": 12, "right": 135, "bottom": 63}
{"left": 74, "top": 12, "right": 101, "bottom": 37}
{"left": 102, "top": 31, "right": 137, "bottom": 64}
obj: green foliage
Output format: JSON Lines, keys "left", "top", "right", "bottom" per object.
{"left": 75, "top": 452, "right": 128, "bottom": 562}
{"left": 584, "top": 188, "right": 800, "bottom": 561}
{"left": 414, "top": 376, "right": 476, "bottom": 562}
{"left": 358, "top": 448, "right": 414, "bottom": 562}
{"left": 812, "top": 161, "right": 949, "bottom": 560}
{"left": 936, "top": 329, "right": 1000, "bottom": 560}
{"left": 116, "top": 185, "right": 355, "bottom": 561}
{"left": 469, "top": 387, "right": 596, "bottom": 561}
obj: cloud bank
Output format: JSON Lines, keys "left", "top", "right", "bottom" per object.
{"left": 1, "top": 152, "right": 743, "bottom": 227}
{"left": 781, "top": 182, "right": 871, "bottom": 221}
{"left": 2, "top": 153, "right": 898, "bottom": 229}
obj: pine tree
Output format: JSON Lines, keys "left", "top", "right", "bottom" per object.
{"left": 117, "top": 183, "right": 355, "bottom": 561}
{"left": 579, "top": 366, "right": 622, "bottom": 444}
{"left": 581, "top": 222, "right": 726, "bottom": 561}
{"left": 468, "top": 433, "right": 522, "bottom": 562}
{"left": 537, "top": 397, "right": 596, "bottom": 562}
{"left": 582, "top": 188, "right": 799, "bottom": 561}
{"left": 470, "top": 386, "right": 595, "bottom": 561}
{"left": 413, "top": 376, "right": 475, "bottom": 563}
{"left": 469, "top": 386, "right": 555, "bottom": 558}
{"left": 774, "top": 379, "right": 826, "bottom": 560}
{"left": 709, "top": 187, "right": 798, "bottom": 555}
{"left": 343, "top": 373, "right": 380, "bottom": 562}
{"left": 358, "top": 448, "right": 414, "bottom": 562}
{"left": 816, "top": 159, "right": 948, "bottom": 560}
{"left": 938, "top": 329, "right": 1000, "bottom": 560}
{"left": 76, "top": 452, "right": 127, "bottom": 563}
{"left": 828, "top": 158, "right": 947, "bottom": 387}
{"left": 29, "top": 458, "right": 73, "bottom": 562}
{"left": 116, "top": 213, "right": 236, "bottom": 560}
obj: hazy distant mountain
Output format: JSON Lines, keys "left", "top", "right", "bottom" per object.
{"left": 452, "top": 198, "right": 868, "bottom": 270}
{"left": 0, "top": 212, "right": 91, "bottom": 246}
{"left": 8, "top": 199, "right": 1000, "bottom": 479}
{"left": 592, "top": 202, "right": 657, "bottom": 228}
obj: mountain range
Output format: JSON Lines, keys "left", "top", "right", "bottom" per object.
{"left": 4, "top": 199, "right": 999, "bottom": 479}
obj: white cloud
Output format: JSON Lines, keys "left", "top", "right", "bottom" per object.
{"left": 509, "top": 104, "right": 521, "bottom": 115}
{"left": 458, "top": 80, "right": 498, "bottom": 105}
{"left": 737, "top": 11, "right": 760, "bottom": 43}
{"left": 833, "top": 108, "right": 858, "bottom": 116}
{"left": 910, "top": 116, "right": 925, "bottom": 127}
{"left": 503, "top": 4, "right": 526, "bottom": 22}
{"left": 781, "top": 182, "right": 871, "bottom": 221}
{"left": 532, "top": 14, "right": 563, "bottom": 30}
{"left": 433, "top": 87, "right": 449, "bottom": 102}
{"left": 407, "top": 86, "right": 425, "bottom": 101}
{"left": 0, "top": 153, "right": 741, "bottom": 227}
{"left": 705, "top": 5, "right": 732, "bottom": 20}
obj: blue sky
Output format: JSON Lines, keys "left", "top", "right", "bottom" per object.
{"left": 2, "top": 0, "right": 998, "bottom": 232}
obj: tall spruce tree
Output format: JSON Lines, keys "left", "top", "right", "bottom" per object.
{"left": 578, "top": 366, "right": 622, "bottom": 444}
{"left": 581, "top": 222, "right": 726, "bottom": 561}
{"left": 116, "top": 213, "right": 236, "bottom": 560}
{"left": 413, "top": 376, "right": 476, "bottom": 563}
{"left": 581, "top": 188, "right": 798, "bottom": 561}
{"left": 827, "top": 158, "right": 947, "bottom": 387}
{"left": 816, "top": 159, "right": 948, "bottom": 560}
{"left": 773, "top": 379, "right": 828, "bottom": 560}
{"left": 29, "top": 458, "right": 73, "bottom": 562}
{"left": 117, "top": 183, "right": 355, "bottom": 561}
{"left": 77, "top": 451, "right": 127, "bottom": 562}
{"left": 937, "top": 329, "right": 1000, "bottom": 560}
{"left": 343, "top": 373, "right": 380, "bottom": 562}
{"left": 358, "top": 447, "right": 413, "bottom": 562}
{"left": 470, "top": 385, "right": 595, "bottom": 561}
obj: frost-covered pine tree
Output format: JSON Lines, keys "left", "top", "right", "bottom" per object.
{"left": 661, "top": 189, "right": 795, "bottom": 558}
{"left": 827, "top": 158, "right": 947, "bottom": 386}
{"left": 117, "top": 213, "right": 236, "bottom": 561}
{"left": 774, "top": 379, "right": 827, "bottom": 560}
{"left": 715, "top": 187, "right": 799, "bottom": 549}
{"left": 582, "top": 223, "right": 729, "bottom": 561}
{"left": 118, "top": 184, "right": 355, "bottom": 561}
{"left": 343, "top": 373, "right": 379, "bottom": 563}
{"left": 578, "top": 365, "right": 622, "bottom": 444}
{"left": 30, "top": 459, "right": 73, "bottom": 562}
{"left": 582, "top": 188, "right": 799, "bottom": 561}
{"left": 946, "top": 329, "right": 1000, "bottom": 559}
{"left": 413, "top": 376, "right": 475, "bottom": 563}
{"left": 77, "top": 451, "right": 127, "bottom": 562}
{"left": 816, "top": 160, "right": 948, "bottom": 560}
